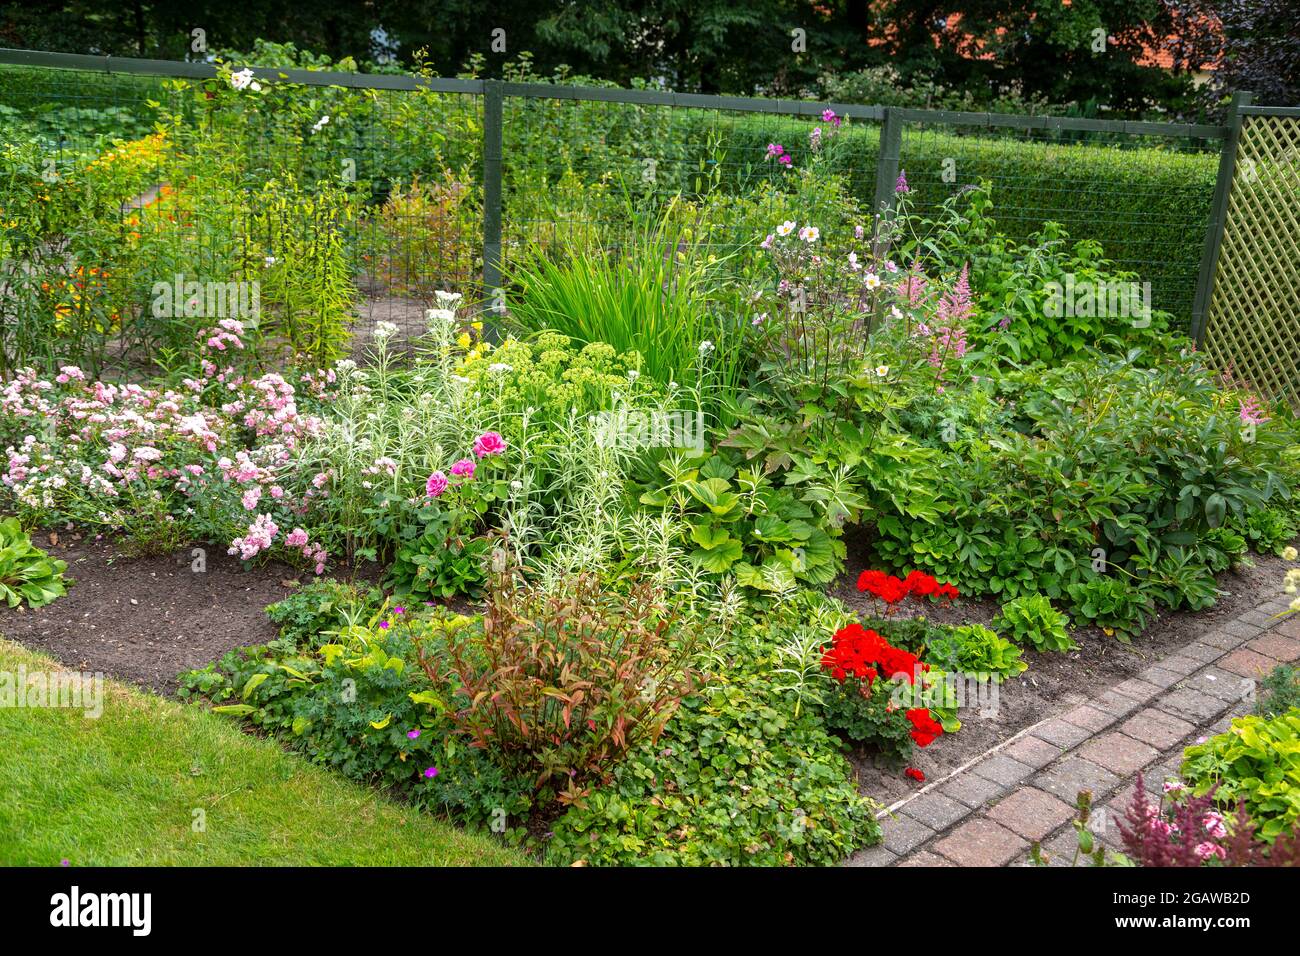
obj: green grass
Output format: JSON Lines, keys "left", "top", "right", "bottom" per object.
{"left": 0, "top": 638, "right": 529, "bottom": 866}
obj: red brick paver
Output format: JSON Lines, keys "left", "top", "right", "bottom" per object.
{"left": 932, "top": 819, "right": 1027, "bottom": 867}
{"left": 1218, "top": 647, "right": 1279, "bottom": 678}
{"left": 1078, "top": 732, "right": 1160, "bottom": 775}
{"left": 986, "top": 787, "right": 1075, "bottom": 841}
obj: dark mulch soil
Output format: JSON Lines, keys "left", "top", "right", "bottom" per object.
{"left": 829, "top": 527, "right": 1294, "bottom": 806}
{"left": 0, "top": 531, "right": 307, "bottom": 693}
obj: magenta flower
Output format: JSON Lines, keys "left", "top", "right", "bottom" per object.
{"left": 407, "top": 729, "right": 420, "bottom": 739}
{"left": 765, "top": 142, "right": 784, "bottom": 159}
{"left": 450, "top": 457, "right": 476, "bottom": 478}
{"left": 379, "top": 620, "right": 390, "bottom": 630}
{"left": 426, "top": 470, "right": 449, "bottom": 497}
{"left": 895, "top": 169, "right": 910, "bottom": 193}
{"left": 394, "top": 606, "right": 405, "bottom": 615}
{"left": 424, "top": 766, "right": 439, "bottom": 779}
{"left": 778, "top": 154, "right": 792, "bottom": 166}
{"left": 473, "top": 431, "right": 507, "bottom": 458}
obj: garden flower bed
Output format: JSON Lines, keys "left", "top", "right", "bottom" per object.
{"left": 3, "top": 47, "right": 1299, "bottom": 869}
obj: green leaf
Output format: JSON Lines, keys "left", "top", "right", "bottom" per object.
{"left": 241, "top": 673, "right": 269, "bottom": 699}
{"left": 690, "top": 538, "right": 743, "bottom": 572}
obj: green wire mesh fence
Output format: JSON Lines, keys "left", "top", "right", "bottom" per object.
{"left": 0, "top": 49, "right": 1242, "bottom": 379}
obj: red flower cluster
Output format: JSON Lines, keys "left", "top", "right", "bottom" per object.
{"left": 904, "top": 767, "right": 926, "bottom": 782}
{"left": 821, "top": 623, "right": 926, "bottom": 684}
{"left": 906, "top": 708, "right": 944, "bottom": 747}
{"left": 857, "top": 569, "right": 959, "bottom": 605}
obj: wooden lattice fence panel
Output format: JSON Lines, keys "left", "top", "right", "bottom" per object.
{"left": 1202, "top": 114, "right": 1300, "bottom": 406}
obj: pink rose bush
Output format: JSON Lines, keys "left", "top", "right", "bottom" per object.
{"left": 1, "top": 322, "right": 519, "bottom": 578}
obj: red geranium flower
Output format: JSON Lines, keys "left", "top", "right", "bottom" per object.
{"left": 903, "top": 570, "right": 939, "bottom": 597}
{"left": 905, "top": 767, "right": 926, "bottom": 782}
{"left": 906, "top": 708, "right": 944, "bottom": 747}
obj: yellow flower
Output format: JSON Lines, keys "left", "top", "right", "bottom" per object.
{"left": 456, "top": 332, "right": 472, "bottom": 349}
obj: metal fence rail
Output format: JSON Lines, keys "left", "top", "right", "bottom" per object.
{"left": 0, "top": 46, "right": 1242, "bottom": 375}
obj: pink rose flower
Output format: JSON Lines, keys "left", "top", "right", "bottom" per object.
{"left": 450, "top": 457, "right": 476, "bottom": 478}
{"left": 472, "top": 431, "right": 507, "bottom": 458}
{"left": 425, "top": 470, "right": 449, "bottom": 497}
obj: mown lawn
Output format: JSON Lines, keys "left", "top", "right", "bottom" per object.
{"left": 0, "top": 638, "right": 528, "bottom": 866}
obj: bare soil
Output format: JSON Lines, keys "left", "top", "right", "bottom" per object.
{"left": 0, "top": 531, "right": 304, "bottom": 693}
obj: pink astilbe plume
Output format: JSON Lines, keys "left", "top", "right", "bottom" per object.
{"left": 895, "top": 261, "right": 928, "bottom": 308}
{"left": 937, "top": 263, "right": 974, "bottom": 325}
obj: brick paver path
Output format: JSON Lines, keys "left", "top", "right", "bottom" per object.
{"left": 847, "top": 594, "right": 1300, "bottom": 867}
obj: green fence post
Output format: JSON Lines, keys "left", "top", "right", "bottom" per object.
{"left": 872, "top": 107, "right": 902, "bottom": 219}
{"left": 1191, "top": 91, "right": 1253, "bottom": 344}
{"left": 871, "top": 107, "right": 903, "bottom": 261}
{"left": 481, "top": 79, "right": 504, "bottom": 325}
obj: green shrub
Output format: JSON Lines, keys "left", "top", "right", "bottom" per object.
{"left": 1241, "top": 508, "right": 1299, "bottom": 556}
{"left": 902, "top": 184, "right": 1176, "bottom": 364}
{"left": 873, "top": 349, "right": 1300, "bottom": 639}
{"left": 1066, "top": 577, "right": 1154, "bottom": 641}
{"left": 636, "top": 451, "right": 849, "bottom": 590}
{"left": 994, "top": 594, "right": 1075, "bottom": 652}
{"left": 1181, "top": 710, "right": 1300, "bottom": 843}
{"left": 0, "top": 518, "right": 68, "bottom": 608}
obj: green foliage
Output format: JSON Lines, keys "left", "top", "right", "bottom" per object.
{"left": 1241, "top": 508, "right": 1299, "bottom": 556}
{"left": 1181, "top": 710, "right": 1300, "bottom": 843}
{"left": 179, "top": 605, "right": 535, "bottom": 829}
{"left": 244, "top": 174, "right": 360, "bottom": 365}
{"left": 546, "top": 675, "right": 880, "bottom": 866}
{"left": 636, "top": 451, "right": 847, "bottom": 590}
{"left": 906, "top": 184, "right": 1175, "bottom": 364}
{"left": 389, "top": 529, "right": 491, "bottom": 601}
{"left": 874, "top": 349, "right": 1299, "bottom": 639}
{"left": 820, "top": 679, "right": 918, "bottom": 766}
{"left": 1065, "top": 577, "right": 1154, "bottom": 641}
{"left": 264, "top": 579, "right": 382, "bottom": 649}
{"left": 1256, "top": 665, "right": 1300, "bottom": 720}
{"left": 994, "top": 594, "right": 1076, "bottom": 652}
{"left": 688, "top": 113, "right": 1215, "bottom": 323}
{"left": 924, "top": 624, "right": 1028, "bottom": 681}
{"left": 0, "top": 518, "right": 68, "bottom": 608}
